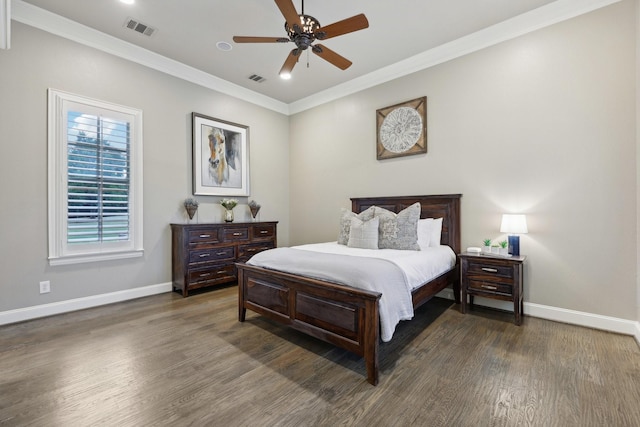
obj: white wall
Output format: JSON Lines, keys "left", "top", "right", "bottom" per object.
{"left": 0, "top": 23, "right": 290, "bottom": 313}
{"left": 289, "top": 1, "right": 637, "bottom": 320}
{"left": 636, "top": 0, "right": 640, "bottom": 327}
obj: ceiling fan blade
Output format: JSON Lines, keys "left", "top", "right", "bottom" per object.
{"left": 280, "top": 49, "right": 301, "bottom": 75}
{"left": 311, "top": 44, "right": 352, "bottom": 70}
{"left": 275, "top": 0, "right": 301, "bottom": 29}
{"left": 315, "top": 13, "right": 369, "bottom": 40}
{"left": 233, "top": 36, "right": 289, "bottom": 43}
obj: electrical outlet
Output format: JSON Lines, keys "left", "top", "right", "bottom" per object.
{"left": 39, "top": 280, "right": 51, "bottom": 294}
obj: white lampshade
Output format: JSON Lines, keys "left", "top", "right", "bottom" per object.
{"left": 500, "top": 214, "right": 528, "bottom": 234}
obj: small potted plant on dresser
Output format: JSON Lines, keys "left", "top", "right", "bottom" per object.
{"left": 483, "top": 239, "right": 492, "bottom": 253}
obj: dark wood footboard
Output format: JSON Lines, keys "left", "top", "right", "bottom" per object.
{"left": 237, "top": 262, "right": 382, "bottom": 385}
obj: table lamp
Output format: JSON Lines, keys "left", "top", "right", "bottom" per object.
{"left": 500, "top": 214, "right": 528, "bottom": 256}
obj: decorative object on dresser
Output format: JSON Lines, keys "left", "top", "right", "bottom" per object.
{"left": 220, "top": 198, "right": 238, "bottom": 223}
{"left": 459, "top": 252, "right": 526, "bottom": 325}
{"left": 500, "top": 214, "right": 528, "bottom": 256}
{"left": 183, "top": 198, "right": 199, "bottom": 220}
{"left": 236, "top": 194, "right": 461, "bottom": 385}
{"left": 248, "top": 200, "right": 261, "bottom": 221}
{"left": 171, "top": 222, "right": 277, "bottom": 297}
{"left": 192, "top": 112, "right": 250, "bottom": 197}
{"left": 376, "top": 97, "right": 427, "bottom": 160}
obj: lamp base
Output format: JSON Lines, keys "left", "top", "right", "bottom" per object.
{"left": 508, "top": 235, "right": 520, "bottom": 256}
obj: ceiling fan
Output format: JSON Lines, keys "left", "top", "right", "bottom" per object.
{"left": 233, "top": 0, "right": 369, "bottom": 78}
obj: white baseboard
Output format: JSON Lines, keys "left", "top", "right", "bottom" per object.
{"left": 436, "top": 290, "right": 640, "bottom": 345}
{"left": 0, "top": 282, "right": 173, "bottom": 326}
{"left": 3, "top": 285, "right": 639, "bottom": 349}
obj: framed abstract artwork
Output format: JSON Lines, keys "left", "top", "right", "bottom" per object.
{"left": 376, "top": 96, "right": 427, "bottom": 160}
{"left": 192, "top": 112, "right": 250, "bottom": 196}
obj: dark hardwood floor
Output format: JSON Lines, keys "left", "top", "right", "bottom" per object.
{"left": 1, "top": 285, "right": 639, "bottom": 426}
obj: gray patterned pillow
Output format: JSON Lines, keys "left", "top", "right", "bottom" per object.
{"left": 347, "top": 217, "right": 379, "bottom": 249}
{"left": 337, "top": 206, "right": 375, "bottom": 245}
{"left": 374, "top": 202, "right": 421, "bottom": 250}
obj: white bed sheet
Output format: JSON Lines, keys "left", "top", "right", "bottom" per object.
{"left": 293, "top": 242, "right": 456, "bottom": 291}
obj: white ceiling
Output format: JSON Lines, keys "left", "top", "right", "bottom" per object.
{"left": 15, "top": 0, "right": 617, "bottom": 113}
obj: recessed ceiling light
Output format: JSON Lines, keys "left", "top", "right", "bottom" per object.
{"left": 280, "top": 73, "right": 291, "bottom": 80}
{"left": 216, "top": 41, "right": 232, "bottom": 51}
{"left": 120, "top": 0, "right": 135, "bottom": 4}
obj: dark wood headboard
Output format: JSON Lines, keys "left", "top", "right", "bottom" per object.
{"left": 351, "top": 194, "right": 462, "bottom": 255}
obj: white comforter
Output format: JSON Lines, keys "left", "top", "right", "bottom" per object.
{"left": 247, "top": 242, "right": 456, "bottom": 342}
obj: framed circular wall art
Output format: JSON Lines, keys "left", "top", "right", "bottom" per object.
{"left": 376, "top": 96, "right": 427, "bottom": 160}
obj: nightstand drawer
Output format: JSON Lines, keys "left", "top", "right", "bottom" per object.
{"left": 466, "top": 261, "right": 513, "bottom": 279}
{"left": 468, "top": 279, "right": 513, "bottom": 296}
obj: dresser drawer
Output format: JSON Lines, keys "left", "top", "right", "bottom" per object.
{"left": 222, "top": 227, "right": 249, "bottom": 242}
{"left": 188, "top": 230, "right": 220, "bottom": 244}
{"left": 238, "top": 241, "right": 275, "bottom": 259}
{"left": 468, "top": 279, "right": 513, "bottom": 296}
{"left": 189, "top": 264, "right": 236, "bottom": 284}
{"left": 252, "top": 224, "right": 276, "bottom": 240}
{"left": 189, "top": 246, "right": 235, "bottom": 264}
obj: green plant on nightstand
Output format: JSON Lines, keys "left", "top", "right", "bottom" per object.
{"left": 499, "top": 240, "right": 508, "bottom": 256}
{"left": 483, "top": 238, "right": 491, "bottom": 253}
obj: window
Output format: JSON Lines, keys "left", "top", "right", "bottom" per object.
{"left": 48, "top": 89, "right": 143, "bottom": 265}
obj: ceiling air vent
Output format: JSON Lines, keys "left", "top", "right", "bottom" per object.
{"left": 123, "top": 17, "right": 157, "bottom": 37}
{"left": 248, "top": 74, "right": 266, "bottom": 83}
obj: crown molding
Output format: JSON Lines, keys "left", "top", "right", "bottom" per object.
{"left": 13, "top": 0, "right": 620, "bottom": 116}
{"left": 11, "top": 0, "right": 290, "bottom": 115}
{"left": 288, "top": 0, "right": 622, "bottom": 114}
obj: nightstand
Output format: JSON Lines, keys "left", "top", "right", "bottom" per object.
{"left": 459, "top": 252, "right": 526, "bottom": 325}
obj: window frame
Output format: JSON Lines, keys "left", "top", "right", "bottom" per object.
{"left": 47, "top": 89, "right": 143, "bottom": 266}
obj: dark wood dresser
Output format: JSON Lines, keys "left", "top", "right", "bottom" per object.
{"left": 171, "top": 222, "right": 277, "bottom": 296}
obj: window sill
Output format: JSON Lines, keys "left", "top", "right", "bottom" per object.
{"left": 49, "top": 249, "right": 144, "bottom": 266}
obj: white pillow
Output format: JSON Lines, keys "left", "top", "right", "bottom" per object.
{"left": 347, "top": 217, "right": 379, "bottom": 250}
{"left": 418, "top": 218, "right": 443, "bottom": 250}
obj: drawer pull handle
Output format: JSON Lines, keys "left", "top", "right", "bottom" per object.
{"left": 199, "top": 253, "right": 210, "bottom": 258}
{"left": 199, "top": 273, "right": 211, "bottom": 277}
{"left": 481, "top": 284, "right": 498, "bottom": 290}
{"left": 199, "top": 234, "right": 211, "bottom": 238}
{"left": 216, "top": 270, "right": 227, "bottom": 274}
{"left": 260, "top": 230, "right": 268, "bottom": 234}
{"left": 481, "top": 268, "right": 498, "bottom": 273}
{"left": 216, "top": 251, "right": 228, "bottom": 256}
{"left": 233, "top": 232, "right": 242, "bottom": 236}
{"left": 247, "top": 248, "right": 256, "bottom": 252}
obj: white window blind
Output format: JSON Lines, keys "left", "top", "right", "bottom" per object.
{"left": 67, "top": 113, "right": 130, "bottom": 244}
{"left": 48, "top": 89, "right": 143, "bottom": 265}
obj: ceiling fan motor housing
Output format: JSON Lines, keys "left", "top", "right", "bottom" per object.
{"left": 286, "top": 14, "right": 320, "bottom": 50}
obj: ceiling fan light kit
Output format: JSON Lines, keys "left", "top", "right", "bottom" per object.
{"left": 233, "top": 0, "right": 368, "bottom": 78}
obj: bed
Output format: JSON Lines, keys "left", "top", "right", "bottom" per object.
{"left": 236, "top": 194, "right": 461, "bottom": 385}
